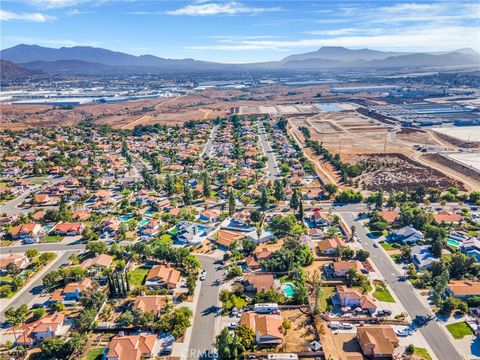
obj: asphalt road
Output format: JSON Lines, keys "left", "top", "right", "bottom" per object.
{"left": 188, "top": 255, "right": 226, "bottom": 359}
{"left": 0, "top": 251, "right": 74, "bottom": 321}
{"left": 6, "top": 243, "right": 87, "bottom": 253}
{"left": 342, "top": 212, "right": 463, "bottom": 360}
{"left": 0, "top": 176, "right": 65, "bottom": 215}
{"left": 202, "top": 125, "right": 219, "bottom": 158}
{"left": 258, "top": 123, "right": 281, "bottom": 181}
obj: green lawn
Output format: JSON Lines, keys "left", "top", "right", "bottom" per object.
{"left": 413, "top": 347, "right": 432, "bottom": 360}
{"left": 379, "top": 242, "right": 394, "bottom": 250}
{"left": 224, "top": 294, "right": 247, "bottom": 310}
{"left": 44, "top": 235, "right": 63, "bottom": 243}
{"left": 446, "top": 321, "right": 473, "bottom": 339}
{"left": 0, "top": 276, "right": 13, "bottom": 283}
{"left": 0, "top": 240, "right": 13, "bottom": 247}
{"left": 86, "top": 347, "right": 104, "bottom": 360}
{"left": 373, "top": 285, "right": 395, "bottom": 303}
{"left": 128, "top": 267, "right": 149, "bottom": 287}
{"left": 320, "top": 286, "right": 335, "bottom": 311}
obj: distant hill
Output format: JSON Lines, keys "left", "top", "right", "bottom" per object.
{"left": 1, "top": 44, "right": 479, "bottom": 75}
{"left": 280, "top": 46, "right": 410, "bottom": 63}
{"left": 0, "top": 60, "right": 38, "bottom": 80}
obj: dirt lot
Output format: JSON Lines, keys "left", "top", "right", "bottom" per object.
{"left": 289, "top": 108, "right": 477, "bottom": 192}
{"left": 0, "top": 84, "right": 341, "bottom": 130}
{"left": 354, "top": 153, "right": 462, "bottom": 191}
{"left": 281, "top": 309, "right": 316, "bottom": 352}
{"left": 320, "top": 327, "right": 363, "bottom": 360}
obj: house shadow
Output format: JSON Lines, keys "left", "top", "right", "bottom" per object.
{"left": 471, "top": 337, "right": 480, "bottom": 357}
{"left": 342, "top": 337, "right": 362, "bottom": 353}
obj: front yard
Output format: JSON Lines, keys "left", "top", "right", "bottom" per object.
{"left": 85, "top": 347, "right": 104, "bottom": 360}
{"left": 446, "top": 321, "right": 474, "bottom": 339}
{"left": 44, "top": 235, "right": 63, "bottom": 243}
{"left": 319, "top": 286, "right": 335, "bottom": 311}
{"left": 128, "top": 266, "right": 149, "bottom": 287}
{"left": 372, "top": 285, "right": 395, "bottom": 303}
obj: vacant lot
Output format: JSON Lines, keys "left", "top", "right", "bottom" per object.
{"left": 281, "top": 309, "right": 316, "bottom": 352}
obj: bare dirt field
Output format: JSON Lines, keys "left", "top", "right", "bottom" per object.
{"left": 0, "top": 85, "right": 342, "bottom": 130}
{"left": 289, "top": 109, "right": 478, "bottom": 191}
{"left": 355, "top": 153, "right": 462, "bottom": 191}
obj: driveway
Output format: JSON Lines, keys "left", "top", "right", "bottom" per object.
{"left": 341, "top": 212, "right": 463, "bottom": 360}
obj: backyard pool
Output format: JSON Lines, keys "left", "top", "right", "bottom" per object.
{"left": 447, "top": 239, "right": 462, "bottom": 247}
{"left": 282, "top": 283, "right": 295, "bottom": 297}
{"left": 42, "top": 225, "right": 53, "bottom": 231}
{"left": 145, "top": 209, "right": 155, "bottom": 217}
{"left": 118, "top": 214, "right": 134, "bottom": 222}
{"left": 139, "top": 219, "right": 149, "bottom": 227}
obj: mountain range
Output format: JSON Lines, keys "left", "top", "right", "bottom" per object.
{"left": 1, "top": 44, "right": 479, "bottom": 76}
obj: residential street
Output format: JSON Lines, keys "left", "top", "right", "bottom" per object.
{"left": 258, "top": 122, "right": 280, "bottom": 181}
{"left": 341, "top": 212, "right": 463, "bottom": 360}
{"left": 188, "top": 255, "right": 225, "bottom": 359}
{"left": 0, "top": 251, "right": 75, "bottom": 321}
{"left": 202, "top": 124, "right": 219, "bottom": 158}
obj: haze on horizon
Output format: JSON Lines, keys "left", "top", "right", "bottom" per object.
{"left": 1, "top": 0, "right": 479, "bottom": 63}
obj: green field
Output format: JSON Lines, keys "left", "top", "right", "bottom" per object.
{"left": 128, "top": 267, "right": 149, "bottom": 286}
{"left": 446, "top": 321, "right": 474, "bottom": 339}
{"left": 373, "top": 285, "right": 395, "bottom": 303}
{"left": 86, "top": 347, "right": 104, "bottom": 360}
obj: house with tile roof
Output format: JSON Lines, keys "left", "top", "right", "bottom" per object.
{"left": 240, "top": 312, "right": 284, "bottom": 347}
{"left": 333, "top": 285, "right": 377, "bottom": 314}
{"left": 145, "top": 265, "right": 181, "bottom": 290}
{"left": 10, "top": 223, "right": 41, "bottom": 240}
{"left": 7, "top": 313, "right": 69, "bottom": 346}
{"left": 105, "top": 334, "right": 157, "bottom": 360}
{"left": 49, "top": 278, "right": 93, "bottom": 304}
{"left": 447, "top": 280, "right": 480, "bottom": 299}
{"left": 357, "top": 325, "right": 399, "bottom": 358}
{"left": 243, "top": 273, "right": 277, "bottom": 293}
{"left": 133, "top": 295, "right": 169, "bottom": 316}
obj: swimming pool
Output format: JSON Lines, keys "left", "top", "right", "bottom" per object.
{"left": 118, "top": 214, "right": 134, "bottom": 222}
{"left": 447, "top": 239, "right": 462, "bottom": 247}
{"left": 145, "top": 209, "right": 155, "bottom": 217}
{"left": 139, "top": 219, "right": 149, "bottom": 227}
{"left": 43, "top": 225, "right": 53, "bottom": 231}
{"left": 282, "top": 283, "right": 295, "bottom": 297}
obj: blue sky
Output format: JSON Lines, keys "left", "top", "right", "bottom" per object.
{"left": 1, "top": 0, "right": 479, "bottom": 63}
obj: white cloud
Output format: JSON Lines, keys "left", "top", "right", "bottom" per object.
{"left": 166, "top": 2, "right": 280, "bottom": 16}
{"left": 188, "top": 25, "right": 480, "bottom": 52}
{"left": 29, "top": 0, "right": 86, "bottom": 9}
{"left": 0, "top": 9, "right": 56, "bottom": 22}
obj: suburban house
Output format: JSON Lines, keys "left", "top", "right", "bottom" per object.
{"left": 199, "top": 210, "right": 220, "bottom": 223}
{"left": 390, "top": 225, "right": 424, "bottom": 244}
{"left": 175, "top": 222, "right": 205, "bottom": 244}
{"left": 447, "top": 280, "right": 480, "bottom": 299}
{"left": 10, "top": 223, "right": 41, "bottom": 240}
{"left": 308, "top": 210, "right": 333, "bottom": 227}
{"left": 245, "top": 228, "right": 275, "bottom": 244}
{"left": 214, "top": 229, "right": 244, "bottom": 248}
{"left": 51, "top": 222, "right": 84, "bottom": 236}
{"left": 460, "top": 237, "right": 480, "bottom": 261}
{"left": 330, "top": 261, "right": 363, "bottom": 278}
{"left": 317, "top": 237, "right": 347, "bottom": 255}
{"left": 240, "top": 312, "right": 284, "bottom": 347}
{"left": 243, "top": 273, "right": 277, "bottom": 293}
{"left": 245, "top": 256, "right": 261, "bottom": 271}
{"left": 434, "top": 210, "right": 462, "bottom": 224}
{"left": 133, "top": 295, "right": 168, "bottom": 316}
{"left": 411, "top": 245, "right": 438, "bottom": 270}
{"left": 105, "top": 334, "right": 157, "bottom": 360}
{"left": 8, "top": 313, "right": 68, "bottom": 346}
{"left": 357, "top": 325, "right": 399, "bottom": 358}
{"left": 380, "top": 210, "right": 400, "bottom": 225}
{"left": 49, "top": 278, "right": 93, "bottom": 304}
{"left": 332, "top": 285, "right": 377, "bottom": 314}
{"left": 80, "top": 254, "right": 114, "bottom": 270}
{"left": 100, "top": 217, "right": 121, "bottom": 233}
{"left": 145, "top": 265, "right": 180, "bottom": 290}
{"left": 0, "top": 254, "right": 29, "bottom": 274}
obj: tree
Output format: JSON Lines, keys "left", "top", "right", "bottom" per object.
{"left": 290, "top": 188, "right": 299, "bottom": 210}
{"left": 86, "top": 241, "right": 108, "bottom": 255}
{"left": 164, "top": 174, "right": 174, "bottom": 197}
{"left": 26, "top": 248, "right": 39, "bottom": 260}
{"left": 431, "top": 238, "right": 443, "bottom": 259}
{"left": 432, "top": 269, "right": 449, "bottom": 306}
{"left": 202, "top": 172, "right": 211, "bottom": 198}
{"left": 228, "top": 191, "right": 236, "bottom": 216}
{"left": 297, "top": 198, "right": 304, "bottom": 221}
{"left": 355, "top": 249, "right": 370, "bottom": 262}
{"left": 40, "top": 338, "right": 69, "bottom": 359}
{"left": 259, "top": 187, "right": 269, "bottom": 210}
{"left": 324, "top": 183, "right": 338, "bottom": 198}
{"left": 216, "top": 327, "right": 244, "bottom": 360}
{"left": 400, "top": 246, "right": 412, "bottom": 261}
{"left": 234, "top": 324, "right": 255, "bottom": 351}
{"left": 76, "top": 308, "right": 98, "bottom": 333}
{"left": 273, "top": 180, "right": 285, "bottom": 202}
{"left": 5, "top": 305, "right": 29, "bottom": 341}
{"left": 250, "top": 209, "right": 261, "bottom": 223}
{"left": 183, "top": 182, "right": 192, "bottom": 205}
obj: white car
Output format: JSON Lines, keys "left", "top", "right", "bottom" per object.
{"left": 200, "top": 274, "right": 206, "bottom": 281}
{"left": 228, "top": 322, "right": 239, "bottom": 329}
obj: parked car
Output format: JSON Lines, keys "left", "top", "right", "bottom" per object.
{"left": 228, "top": 322, "right": 239, "bottom": 329}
